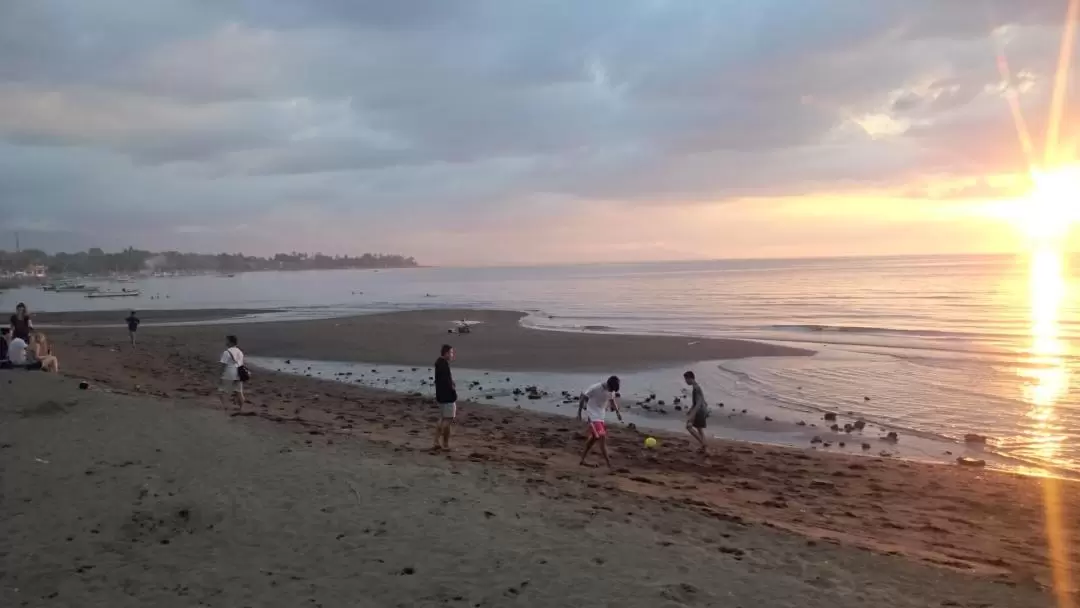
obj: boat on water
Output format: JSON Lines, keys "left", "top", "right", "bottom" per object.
{"left": 86, "top": 289, "right": 140, "bottom": 299}
{"left": 52, "top": 284, "right": 101, "bottom": 293}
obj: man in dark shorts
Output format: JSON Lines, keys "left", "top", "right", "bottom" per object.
{"left": 684, "top": 371, "right": 708, "bottom": 453}
{"left": 125, "top": 311, "right": 140, "bottom": 346}
{"left": 432, "top": 344, "right": 457, "bottom": 451}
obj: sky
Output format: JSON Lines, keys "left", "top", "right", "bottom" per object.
{"left": 0, "top": 0, "right": 1077, "bottom": 266}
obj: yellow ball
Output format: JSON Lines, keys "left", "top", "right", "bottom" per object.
{"left": 644, "top": 437, "right": 657, "bottom": 448}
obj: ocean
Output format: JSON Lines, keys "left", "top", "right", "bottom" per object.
{"left": 6, "top": 253, "right": 1078, "bottom": 475}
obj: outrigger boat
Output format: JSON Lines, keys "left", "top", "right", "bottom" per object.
{"left": 86, "top": 289, "right": 140, "bottom": 298}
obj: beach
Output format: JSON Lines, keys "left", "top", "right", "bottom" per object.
{"left": 8, "top": 307, "right": 1071, "bottom": 604}
{"left": 1, "top": 373, "right": 1056, "bottom": 607}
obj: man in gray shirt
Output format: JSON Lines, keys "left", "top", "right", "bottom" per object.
{"left": 683, "top": 371, "right": 708, "bottom": 453}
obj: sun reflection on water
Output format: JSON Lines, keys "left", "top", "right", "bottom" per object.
{"left": 1020, "top": 245, "right": 1070, "bottom": 469}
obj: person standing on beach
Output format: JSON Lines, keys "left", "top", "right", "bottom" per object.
{"left": 433, "top": 344, "right": 457, "bottom": 451}
{"left": 218, "top": 335, "right": 246, "bottom": 411}
{"left": 10, "top": 303, "right": 32, "bottom": 342}
{"left": 125, "top": 311, "right": 140, "bottom": 346}
{"left": 683, "top": 371, "right": 708, "bottom": 453}
{"left": 578, "top": 376, "right": 623, "bottom": 468}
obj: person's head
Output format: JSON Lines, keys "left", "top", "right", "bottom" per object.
{"left": 15, "top": 303, "right": 26, "bottom": 317}
{"left": 440, "top": 344, "right": 455, "bottom": 361}
{"left": 226, "top": 335, "right": 238, "bottom": 347}
{"left": 130, "top": 310, "right": 137, "bottom": 316}
{"left": 32, "top": 332, "right": 47, "bottom": 346}
{"left": 605, "top": 375, "right": 621, "bottom": 392}
{"left": 683, "top": 371, "right": 696, "bottom": 385}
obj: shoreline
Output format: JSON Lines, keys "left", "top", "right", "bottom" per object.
{"left": 42, "top": 309, "right": 1080, "bottom": 593}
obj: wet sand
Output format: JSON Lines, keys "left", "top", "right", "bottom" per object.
{"left": 46, "top": 308, "right": 811, "bottom": 372}
{"left": 1, "top": 374, "right": 1054, "bottom": 607}
{"left": 33, "top": 308, "right": 276, "bottom": 326}
{"left": 32, "top": 309, "right": 1080, "bottom": 602}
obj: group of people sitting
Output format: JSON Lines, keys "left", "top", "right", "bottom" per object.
{"left": 1, "top": 302, "right": 59, "bottom": 372}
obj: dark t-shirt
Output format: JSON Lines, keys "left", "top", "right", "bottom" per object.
{"left": 126, "top": 316, "right": 140, "bottom": 331}
{"left": 9, "top": 314, "right": 31, "bottom": 341}
{"left": 0, "top": 336, "right": 7, "bottom": 361}
{"left": 434, "top": 357, "right": 457, "bottom": 404}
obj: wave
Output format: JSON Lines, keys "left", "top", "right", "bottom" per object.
{"left": 767, "top": 324, "right": 978, "bottom": 339}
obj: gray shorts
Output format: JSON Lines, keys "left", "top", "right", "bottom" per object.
{"left": 219, "top": 379, "right": 244, "bottom": 395}
{"left": 438, "top": 402, "right": 457, "bottom": 419}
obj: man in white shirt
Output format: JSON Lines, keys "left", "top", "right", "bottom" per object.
{"left": 218, "top": 335, "right": 246, "bottom": 411}
{"left": 577, "top": 375, "right": 623, "bottom": 469}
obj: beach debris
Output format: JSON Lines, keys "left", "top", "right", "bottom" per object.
{"left": 741, "top": 409, "right": 747, "bottom": 414}
{"left": 882, "top": 431, "right": 899, "bottom": 443}
{"left": 78, "top": 381, "right": 90, "bottom": 390}
{"left": 823, "top": 412, "right": 837, "bottom": 422}
{"left": 864, "top": 396, "right": 871, "bottom": 401}
{"left": 956, "top": 457, "right": 986, "bottom": 468}
{"left": 964, "top": 434, "right": 989, "bottom": 445}
{"left": 838, "top": 442, "right": 846, "bottom": 448}
{"left": 861, "top": 443, "right": 871, "bottom": 451}
{"left": 764, "top": 416, "right": 773, "bottom": 422}
{"left": 400, "top": 567, "right": 416, "bottom": 576}
{"left": 810, "top": 436, "right": 823, "bottom": 444}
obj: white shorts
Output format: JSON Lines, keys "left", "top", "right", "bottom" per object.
{"left": 219, "top": 379, "right": 244, "bottom": 394}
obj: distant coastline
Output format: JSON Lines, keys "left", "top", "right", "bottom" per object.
{"left": 0, "top": 247, "right": 419, "bottom": 279}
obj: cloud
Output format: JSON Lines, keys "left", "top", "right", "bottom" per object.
{"left": 0, "top": 0, "right": 1075, "bottom": 262}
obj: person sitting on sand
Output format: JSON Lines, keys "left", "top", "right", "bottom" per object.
{"left": 433, "top": 344, "right": 457, "bottom": 450}
{"left": 683, "top": 371, "right": 708, "bottom": 453}
{"left": 125, "top": 311, "right": 140, "bottom": 346}
{"left": 10, "top": 302, "right": 32, "bottom": 342}
{"left": 218, "top": 335, "right": 246, "bottom": 411}
{"left": 28, "top": 332, "right": 59, "bottom": 373}
{"left": 0, "top": 327, "right": 11, "bottom": 369}
{"left": 577, "top": 376, "right": 623, "bottom": 469}
{"left": 7, "top": 332, "right": 34, "bottom": 369}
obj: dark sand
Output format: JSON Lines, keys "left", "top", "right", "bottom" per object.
{"left": 33, "top": 308, "right": 276, "bottom": 326}
{"left": 47, "top": 308, "right": 812, "bottom": 372}
{"left": 1, "top": 374, "right": 1053, "bottom": 607}
{"left": 25, "top": 309, "right": 1080, "bottom": 604}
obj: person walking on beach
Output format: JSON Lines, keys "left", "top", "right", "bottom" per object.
{"left": 125, "top": 311, "right": 140, "bottom": 346}
{"left": 218, "top": 335, "right": 246, "bottom": 411}
{"left": 683, "top": 371, "right": 708, "bottom": 453}
{"left": 578, "top": 376, "right": 623, "bottom": 469}
{"left": 433, "top": 344, "right": 457, "bottom": 451}
{"left": 10, "top": 303, "right": 32, "bottom": 342}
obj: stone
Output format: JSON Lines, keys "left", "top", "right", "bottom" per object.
{"left": 823, "top": 412, "right": 837, "bottom": 422}
{"left": 796, "top": 420, "right": 807, "bottom": 426}
{"left": 674, "top": 405, "right": 682, "bottom": 411}
{"left": 853, "top": 420, "right": 867, "bottom": 431}
{"left": 810, "top": 436, "right": 823, "bottom": 444}
{"left": 883, "top": 432, "right": 899, "bottom": 443}
{"left": 861, "top": 443, "right": 871, "bottom": 450}
{"left": 829, "top": 424, "right": 840, "bottom": 432}
{"left": 956, "top": 457, "right": 986, "bottom": 468}
{"left": 864, "top": 396, "right": 871, "bottom": 401}
{"left": 764, "top": 416, "right": 773, "bottom": 422}
{"left": 78, "top": 381, "right": 90, "bottom": 390}
{"left": 964, "top": 434, "right": 989, "bottom": 445}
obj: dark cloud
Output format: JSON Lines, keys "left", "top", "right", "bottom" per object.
{"left": 0, "top": 0, "right": 1074, "bottom": 258}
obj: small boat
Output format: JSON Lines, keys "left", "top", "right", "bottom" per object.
{"left": 86, "top": 289, "right": 140, "bottom": 298}
{"left": 54, "top": 284, "right": 100, "bottom": 293}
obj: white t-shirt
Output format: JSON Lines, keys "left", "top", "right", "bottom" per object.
{"left": 220, "top": 346, "right": 244, "bottom": 380}
{"left": 9, "top": 337, "right": 28, "bottom": 365}
{"left": 583, "top": 382, "right": 613, "bottom": 423}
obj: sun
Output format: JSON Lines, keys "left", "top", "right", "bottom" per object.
{"left": 1019, "top": 165, "right": 1080, "bottom": 242}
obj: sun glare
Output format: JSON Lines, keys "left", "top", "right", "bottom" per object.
{"left": 1023, "top": 166, "right": 1080, "bottom": 241}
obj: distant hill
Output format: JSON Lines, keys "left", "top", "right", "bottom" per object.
{"left": 0, "top": 247, "right": 419, "bottom": 275}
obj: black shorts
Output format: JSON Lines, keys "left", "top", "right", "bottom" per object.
{"left": 691, "top": 408, "right": 707, "bottom": 429}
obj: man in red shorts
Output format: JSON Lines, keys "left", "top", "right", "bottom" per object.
{"left": 577, "top": 375, "right": 622, "bottom": 468}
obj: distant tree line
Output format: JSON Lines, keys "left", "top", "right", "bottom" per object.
{"left": 0, "top": 247, "right": 419, "bottom": 275}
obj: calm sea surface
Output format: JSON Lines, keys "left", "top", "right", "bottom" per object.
{"left": 5, "top": 253, "right": 1078, "bottom": 474}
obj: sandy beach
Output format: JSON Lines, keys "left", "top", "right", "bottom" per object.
{"left": 10, "top": 308, "right": 1077, "bottom": 605}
